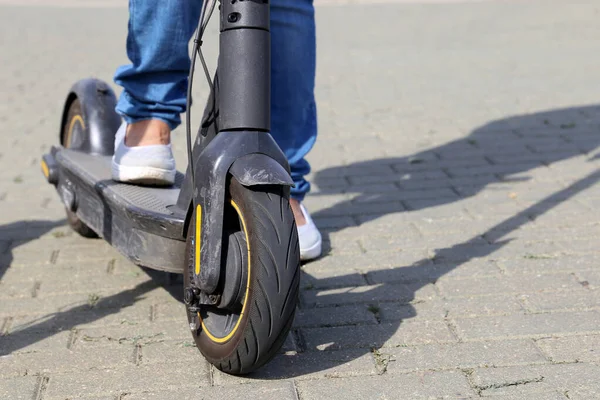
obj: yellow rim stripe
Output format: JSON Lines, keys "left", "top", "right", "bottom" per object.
{"left": 200, "top": 199, "right": 251, "bottom": 344}
{"left": 65, "top": 115, "right": 85, "bottom": 147}
{"left": 195, "top": 204, "right": 202, "bottom": 275}
{"left": 41, "top": 160, "right": 49, "bottom": 179}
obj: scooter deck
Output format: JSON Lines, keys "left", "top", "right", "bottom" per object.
{"left": 55, "top": 148, "right": 187, "bottom": 273}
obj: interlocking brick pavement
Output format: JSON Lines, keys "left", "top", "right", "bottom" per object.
{"left": 1, "top": 0, "right": 600, "bottom": 398}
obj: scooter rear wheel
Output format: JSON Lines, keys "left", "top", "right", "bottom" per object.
{"left": 61, "top": 98, "right": 98, "bottom": 238}
{"left": 184, "top": 178, "right": 300, "bottom": 375}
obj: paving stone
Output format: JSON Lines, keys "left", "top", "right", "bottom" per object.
{"left": 124, "top": 381, "right": 298, "bottom": 400}
{"left": 301, "top": 268, "right": 367, "bottom": 290}
{"left": 483, "top": 240, "right": 568, "bottom": 263}
{"left": 44, "top": 363, "right": 211, "bottom": 399}
{"left": 453, "top": 310, "right": 600, "bottom": 340}
{"left": 312, "top": 200, "right": 406, "bottom": 218}
{"left": 77, "top": 318, "right": 188, "bottom": 343}
{"left": 317, "top": 164, "right": 395, "bottom": 179}
{"left": 577, "top": 270, "right": 600, "bottom": 287}
{"left": 139, "top": 340, "right": 210, "bottom": 366}
{"left": 428, "top": 241, "right": 502, "bottom": 264}
{"left": 447, "top": 163, "right": 544, "bottom": 178}
{"left": 302, "top": 320, "right": 455, "bottom": 351}
{"left": 8, "top": 304, "right": 155, "bottom": 334}
{"left": 536, "top": 335, "right": 600, "bottom": 363}
{"left": 564, "top": 390, "right": 600, "bottom": 400}
{"left": 0, "top": 345, "right": 134, "bottom": 378}
{"left": 0, "top": 331, "right": 71, "bottom": 356}
{"left": 0, "top": 260, "right": 141, "bottom": 286}
{"left": 366, "top": 258, "right": 501, "bottom": 285}
{"left": 470, "top": 363, "right": 600, "bottom": 397}
{"left": 301, "top": 282, "right": 438, "bottom": 307}
{"left": 353, "top": 188, "right": 459, "bottom": 205}
{"left": 151, "top": 300, "right": 187, "bottom": 322}
{"left": 2, "top": 245, "right": 54, "bottom": 266}
{"left": 411, "top": 216, "right": 502, "bottom": 236}
{"left": 0, "top": 375, "right": 41, "bottom": 400}
{"left": 35, "top": 274, "right": 153, "bottom": 297}
{"left": 294, "top": 304, "right": 377, "bottom": 328}
{"left": 442, "top": 295, "right": 525, "bottom": 318}
{"left": 481, "top": 393, "right": 568, "bottom": 400}
{"left": 376, "top": 300, "right": 444, "bottom": 321}
{"left": 295, "top": 371, "right": 475, "bottom": 399}
{"left": 496, "top": 254, "right": 600, "bottom": 275}
{"left": 356, "top": 209, "right": 470, "bottom": 228}
{"left": 392, "top": 158, "right": 490, "bottom": 174}
{"left": 385, "top": 339, "right": 546, "bottom": 373}
{"left": 0, "top": 280, "right": 38, "bottom": 299}
{"left": 437, "top": 273, "right": 580, "bottom": 297}
{"left": 359, "top": 232, "right": 488, "bottom": 253}
{"left": 312, "top": 216, "right": 357, "bottom": 229}
{"left": 343, "top": 182, "right": 400, "bottom": 195}
{"left": 55, "top": 396, "right": 115, "bottom": 400}
{"left": 519, "top": 290, "right": 600, "bottom": 313}
{"left": 0, "top": 288, "right": 174, "bottom": 319}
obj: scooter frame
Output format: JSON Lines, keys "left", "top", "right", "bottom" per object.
{"left": 41, "top": 0, "right": 294, "bottom": 303}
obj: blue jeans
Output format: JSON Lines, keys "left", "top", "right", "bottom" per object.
{"left": 114, "top": 0, "right": 317, "bottom": 201}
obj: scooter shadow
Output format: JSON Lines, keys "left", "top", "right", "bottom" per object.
{"left": 1, "top": 106, "right": 598, "bottom": 378}
{"left": 237, "top": 104, "right": 600, "bottom": 379}
{"left": 0, "top": 219, "right": 66, "bottom": 283}
{"left": 0, "top": 218, "right": 183, "bottom": 356}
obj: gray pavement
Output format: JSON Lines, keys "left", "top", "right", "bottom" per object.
{"left": 1, "top": 0, "right": 600, "bottom": 398}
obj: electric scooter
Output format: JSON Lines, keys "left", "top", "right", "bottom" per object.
{"left": 40, "top": 0, "right": 300, "bottom": 375}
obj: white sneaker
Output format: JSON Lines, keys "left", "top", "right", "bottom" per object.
{"left": 297, "top": 203, "right": 322, "bottom": 261}
{"left": 111, "top": 122, "right": 176, "bottom": 186}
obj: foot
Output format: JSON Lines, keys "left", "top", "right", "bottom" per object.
{"left": 290, "top": 199, "right": 322, "bottom": 261}
{"left": 112, "top": 120, "right": 176, "bottom": 186}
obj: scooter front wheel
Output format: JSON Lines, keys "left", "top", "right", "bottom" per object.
{"left": 184, "top": 178, "right": 300, "bottom": 375}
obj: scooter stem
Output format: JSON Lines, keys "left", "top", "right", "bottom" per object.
{"left": 218, "top": 0, "right": 270, "bottom": 132}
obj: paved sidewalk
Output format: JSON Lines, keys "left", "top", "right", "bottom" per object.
{"left": 1, "top": 0, "right": 600, "bottom": 399}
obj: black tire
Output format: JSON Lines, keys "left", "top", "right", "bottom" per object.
{"left": 184, "top": 178, "right": 300, "bottom": 375}
{"left": 61, "top": 98, "right": 98, "bottom": 238}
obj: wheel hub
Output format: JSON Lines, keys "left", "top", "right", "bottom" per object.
{"left": 218, "top": 230, "right": 248, "bottom": 309}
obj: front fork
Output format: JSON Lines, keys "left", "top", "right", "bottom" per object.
{"left": 178, "top": 0, "right": 293, "bottom": 306}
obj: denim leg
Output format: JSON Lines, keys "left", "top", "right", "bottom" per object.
{"left": 114, "top": 0, "right": 203, "bottom": 130}
{"left": 271, "top": 0, "right": 317, "bottom": 201}
{"left": 114, "top": 0, "right": 317, "bottom": 200}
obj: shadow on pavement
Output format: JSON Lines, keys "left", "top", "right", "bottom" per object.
{"left": 313, "top": 104, "right": 600, "bottom": 241}
{"left": 0, "top": 220, "right": 183, "bottom": 356}
{"left": 1, "top": 106, "right": 599, "bottom": 378}
{"left": 242, "top": 104, "right": 600, "bottom": 378}
{"left": 0, "top": 220, "right": 66, "bottom": 283}
{"left": 0, "top": 264, "right": 183, "bottom": 356}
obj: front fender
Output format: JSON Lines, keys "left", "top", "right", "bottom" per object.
{"left": 176, "top": 130, "right": 291, "bottom": 294}
{"left": 229, "top": 153, "right": 294, "bottom": 187}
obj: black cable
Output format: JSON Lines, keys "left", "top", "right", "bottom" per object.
{"left": 186, "top": 0, "right": 217, "bottom": 186}
{"left": 198, "top": 0, "right": 217, "bottom": 92}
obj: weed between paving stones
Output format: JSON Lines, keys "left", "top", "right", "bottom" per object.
{"left": 371, "top": 347, "right": 394, "bottom": 375}
{"left": 87, "top": 293, "right": 101, "bottom": 307}
{"left": 474, "top": 376, "right": 545, "bottom": 396}
{"left": 523, "top": 253, "right": 557, "bottom": 260}
{"left": 82, "top": 332, "right": 165, "bottom": 345}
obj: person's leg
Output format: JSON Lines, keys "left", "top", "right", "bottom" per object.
{"left": 270, "top": 0, "right": 317, "bottom": 203}
{"left": 113, "top": 0, "right": 321, "bottom": 257}
{"left": 114, "top": 0, "right": 203, "bottom": 134}
{"left": 111, "top": 0, "right": 203, "bottom": 185}
{"left": 271, "top": 0, "right": 321, "bottom": 259}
